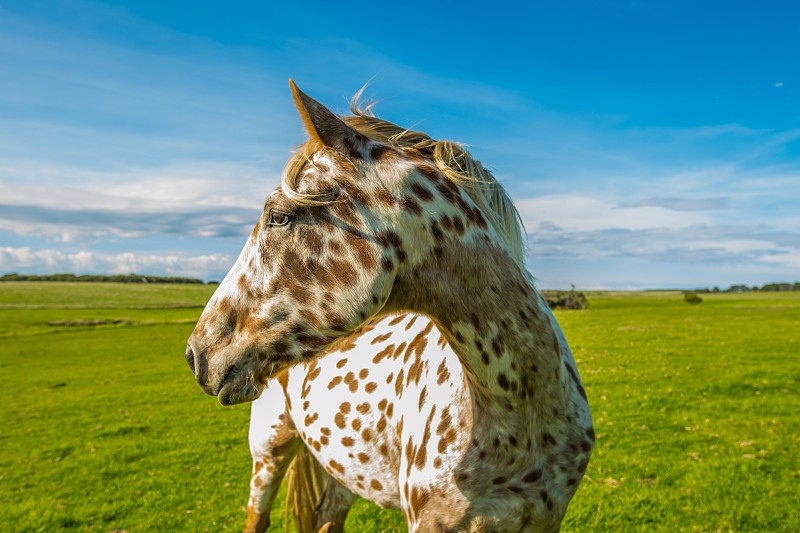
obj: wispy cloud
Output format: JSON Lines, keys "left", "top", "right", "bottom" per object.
{"left": 517, "top": 195, "right": 711, "bottom": 232}
{"left": 0, "top": 161, "right": 271, "bottom": 243}
{"left": 620, "top": 197, "right": 730, "bottom": 211}
{"left": 760, "top": 250, "right": 800, "bottom": 268}
{"left": 0, "top": 246, "right": 233, "bottom": 279}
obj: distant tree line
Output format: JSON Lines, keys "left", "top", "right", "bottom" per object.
{"left": 690, "top": 282, "right": 800, "bottom": 293}
{"left": 0, "top": 273, "right": 213, "bottom": 284}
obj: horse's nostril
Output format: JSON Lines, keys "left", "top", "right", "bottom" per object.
{"left": 186, "top": 341, "right": 209, "bottom": 385}
{"left": 185, "top": 344, "right": 196, "bottom": 374}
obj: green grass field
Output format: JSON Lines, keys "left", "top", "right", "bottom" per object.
{"left": 1, "top": 283, "right": 798, "bottom": 532}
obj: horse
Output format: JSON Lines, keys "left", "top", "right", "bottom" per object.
{"left": 186, "top": 80, "right": 593, "bottom": 532}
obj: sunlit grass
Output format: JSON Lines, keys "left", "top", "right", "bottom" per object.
{"left": 560, "top": 291, "right": 800, "bottom": 532}
{"left": 0, "top": 283, "right": 797, "bottom": 531}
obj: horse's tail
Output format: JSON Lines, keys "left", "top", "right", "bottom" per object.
{"left": 284, "top": 446, "right": 329, "bottom": 533}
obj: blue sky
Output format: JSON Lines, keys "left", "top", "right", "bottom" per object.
{"left": 1, "top": 0, "right": 798, "bottom": 289}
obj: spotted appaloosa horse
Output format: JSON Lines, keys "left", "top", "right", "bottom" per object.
{"left": 186, "top": 81, "right": 593, "bottom": 532}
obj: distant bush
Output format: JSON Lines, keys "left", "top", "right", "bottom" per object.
{"left": 541, "top": 290, "right": 589, "bottom": 310}
{"left": 0, "top": 272, "right": 207, "bottom": 284}
{"left": 683, "top": 292, "right": 702, "bottom": 305}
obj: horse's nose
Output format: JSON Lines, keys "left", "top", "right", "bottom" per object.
{"left": 185, "top": 343, "right": 196, "bottom": 374}
{"left": 185, "top": 341, "right": 208, "bottom": 385}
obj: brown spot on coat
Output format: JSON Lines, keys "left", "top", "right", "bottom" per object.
{"left": 370, "top": 144, "right": 393, "bottom": 161}
{"left": 410, "top": 486, "right": 430, "bottom": 513}
{"left": 436, "top": 182, "right": 456, "bottom": 203}
{"left": 441, "top": 214, "right": 453, "bottom": 231}
{"left": 431, "top": 219, "right": 443, "bottom": 241}
{"left": 453, "top": 216, "right": 465, "bottom": 235}
{"left": 523, "top": 468, "right": 542, "bottom": 483}
{"left": 400, "top": 196, "right": 422, "bottom": 215}
{"left": 375, "top": 187, "right": 396, "bottom": 206}
{"left": 417, "top": 165, "right": 440, "bottom": 183}
{"left": 497, "top": 373, "right": 510, "bottom": 390}
{"left": 436, "top": 407, "right": 452, "bottom": 435}
{"left": 346, "top": 232, "right": 377, "bottom": 271}
{"left": 415, "top": 406, "right": 437, "bottom": 470}
{"left": 372, "top": 344, "right": 395, "bottom": 364}
{"left": 472, "top": 206, "right": 488, "bottom": 228}
{"left": 418, "top": 386, "right": 428, "bottom": 411}
{"left": 388, "top": 314, "right": 406, "bottom": 326}
{"left": 436, "top": 359, "right": 450, "bottom": 385}
{"left": 334, "top": 412, "right": 346, "bottom": 429}
{"left": 328, "top": 258, "right": 358, "bottom": 287}
{"left": 329, "top": 460, "right": 345, "bottom": 474}
{"left": 437, "top": 428, "right": 456, "bottom": 454}
{"left": 371, "top": 332, "right": 392, "bottom": 345}
{"left": 411, "top": 183, "right": 434, "bottom": 202}
{"left": 395, "top": 369, "right": 405, "bottom": 396}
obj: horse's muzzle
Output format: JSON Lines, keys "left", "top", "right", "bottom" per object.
{"left": 185, "top": 342, "right": 212, "bottom": 393}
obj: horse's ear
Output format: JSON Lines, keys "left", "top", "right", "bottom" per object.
{"left": 289, "top": 79, "right": 367, "bottom": 158}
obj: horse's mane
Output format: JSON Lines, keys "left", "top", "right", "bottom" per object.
{"left": 281, "top": 95, "right": 528, "bottom": 270}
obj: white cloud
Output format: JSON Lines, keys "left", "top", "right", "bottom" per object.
{"left": 0, "top": 159, "right": 273, "bottom": 242}
{"left": 0, "top": 246, "right": 233, "bottom": 279}
{"left": 684, "top": 239, "right": 788, "bottom": 254}
{"left": 0, "top": 158, "right": 276, "bottom": 209}
{"left": 759, "top": 250, "right": 800, "bottom": 268}
{"left": 517, "top": 195, "right": 710, "bottom": 232}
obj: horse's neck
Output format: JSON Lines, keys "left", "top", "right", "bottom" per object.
{"left": 387, "top": 238, "right": 569, "bottom": 425}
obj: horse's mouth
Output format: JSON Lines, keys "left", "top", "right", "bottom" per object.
{"left": 194, "top": 345, "right": 292, "bottom": 406}
{"left": 211, "top": 364, "right": 264, "bottom": 406}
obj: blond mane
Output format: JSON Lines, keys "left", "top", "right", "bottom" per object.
{"left": 281, "top": 95, "right": 528, "bottom": 270}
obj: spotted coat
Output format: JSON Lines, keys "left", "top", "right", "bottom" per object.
{"left": 187, "top": 81, "right": 593, "bottom": 533}
{"left": 245, "top": 308, "right": 592, "bottom": 533}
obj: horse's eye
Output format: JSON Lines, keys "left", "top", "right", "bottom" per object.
{"left": 267, "top": 210, "right": 290, "bottom": 227}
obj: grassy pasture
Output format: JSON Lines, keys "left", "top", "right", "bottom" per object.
{"left": 0, "top": 283, "right": 798, "bottom": 532}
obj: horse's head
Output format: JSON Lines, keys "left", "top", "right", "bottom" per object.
{"left": 186, "top": 80, "right": 521, "bottom": 405}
